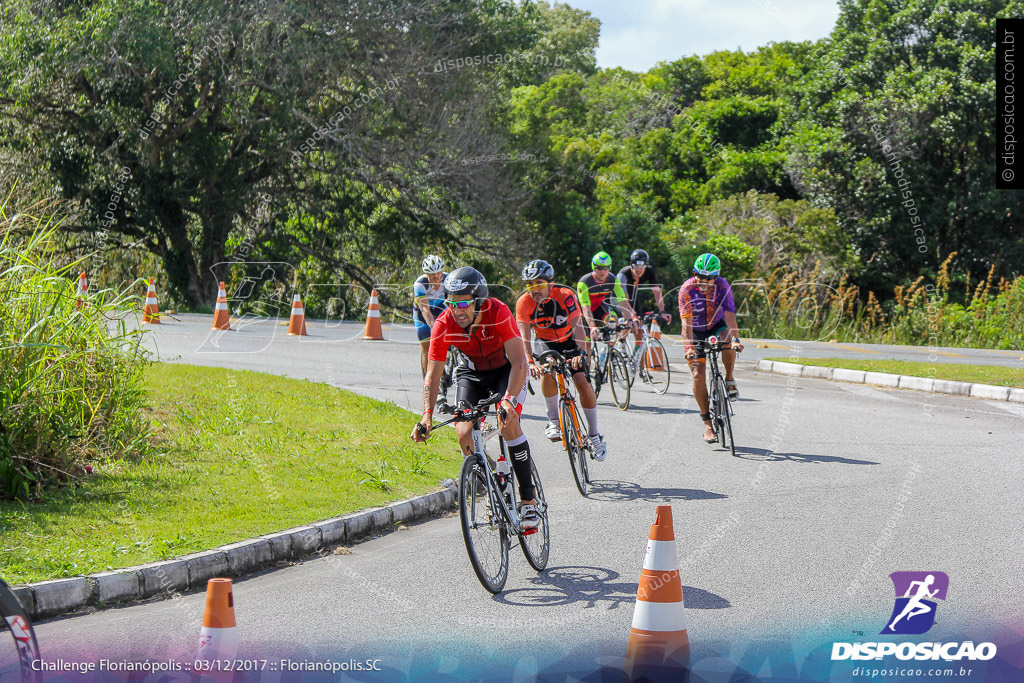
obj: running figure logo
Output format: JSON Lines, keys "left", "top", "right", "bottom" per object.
{"left": 881, "top": 571, "right": 949, "bottom": 635}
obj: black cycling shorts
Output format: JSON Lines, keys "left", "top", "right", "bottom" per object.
{"left": 454, "top": 363, "right": 527, "bottom": 415}
{"left": 691, "top": 320, "right": 729, "bottom": 360}
{"left": 532, "top": 337, "right": 591, "bottom": 382}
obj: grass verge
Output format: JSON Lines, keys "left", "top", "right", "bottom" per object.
{"left": 0, "top": 363, "right": 460, "bottom": 584}
{"left": 764, "top": 357, "right": 1024, "bottom": 388}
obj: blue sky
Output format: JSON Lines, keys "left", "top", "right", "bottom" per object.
{"left": 563, "top": 0, "right": 841, "bottom": 72}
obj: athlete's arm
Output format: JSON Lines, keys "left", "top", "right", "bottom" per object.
{"left": 501, "top": 337, "right": 529, "bottom": 423}
{"left": 416, "top": 297, "right": 436, "bottom": 327}
{"left": 652, "top": 285, "right": 666, "bottom": 314}
{"left": 577, "top": 281, "right": 597, "bottom": 332}
{"left": 612, "top": 279, "right": 636, "bottom": 320}
{"left": 518, "top": 321, "right": 541, "bottom": 378}
{"left": 412, "top": 358, "right": 444, "bottom": 441}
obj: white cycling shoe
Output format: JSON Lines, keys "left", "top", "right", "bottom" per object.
{"left": 544, "top": 421, "right": 561, "bottom": 441}
{"left": 590, "top": 434, "right": 607, "bottom": 461}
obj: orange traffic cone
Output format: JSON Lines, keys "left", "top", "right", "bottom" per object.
{"left": 625, "top": 505, "right": 690, "bottom": 681}
{"left": 287, "top": 293, "right": 307, "bottom": 336}
{"left": 211, "top": 282, "right": 231, "bottom": 330}
{"left": 75, "top": 272, "right": 88, "bottom": 309}
{"left": 362, "top": 289, "right": 384, "bottom": 340}
{"left": 197, "top": 578, "right": 238, "bottom": 664}
{"left": 142, "top": 277, "right": 160, "bottom": 324}
{"left": 645, "top": 318, "right": 667, "bottom": 371}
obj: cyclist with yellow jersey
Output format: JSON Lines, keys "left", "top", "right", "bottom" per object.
{"left": 577, "top": 251, "right": 637, "bottom": 340}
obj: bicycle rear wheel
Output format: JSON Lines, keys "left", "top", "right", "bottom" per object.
{"left": 608, "top": 349, "right": 631, "bottom": 410}
{"left": 560, "top": 399, "right": 588, "bottom": 497}
{"left": 0, "top": 579, "right": 41, "bottom": 683}
{"left": 642, "top": 338, "right": 671, "bottom": 394}
{"left": 458, "top": 455, "right": 509, "bottom": 593}
{"left": 519, "top": 457, "right": 550, "bottom": 571}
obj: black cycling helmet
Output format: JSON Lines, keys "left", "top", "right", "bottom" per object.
{"left": 443, "top": 266, "right": 488, "bottom": 306}
{"left": 630, "top": 249, "right": 650, "bottom": 266}
{"left": 521, "top": 259, "right": 555, "bottom": 282}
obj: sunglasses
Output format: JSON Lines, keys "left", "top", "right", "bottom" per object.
{"left": 445, "top": 299, "right": 474, "bottom": 309}
{"left": 594, "top": 266, "right": 610, "bottom": 272}
{"left": 695, "top": 275, "right": 716, "bottom": 284}
{"left": 526, "top": 281, "right": 548, "bottom": 291}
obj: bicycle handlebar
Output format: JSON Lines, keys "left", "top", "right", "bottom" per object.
{"left": 419, "top": 392, "right": 508, "bottom": 435}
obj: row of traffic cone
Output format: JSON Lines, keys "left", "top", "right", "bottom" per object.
{"left": 140, "top": 276, "right": 386, "bottom": 340}
{"left": 191, "top": 506, "right": 689, "bottom": 680}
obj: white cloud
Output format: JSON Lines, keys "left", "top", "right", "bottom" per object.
{"left": 566, "top": 0, "right": 840, "bottom": 72}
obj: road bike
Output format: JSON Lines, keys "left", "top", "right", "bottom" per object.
{"left": 0, "top": 578, "right": 41, "bottom": 683}
{"left": 420, "top": 395, "right": 549, "bottom": 593}
{"left": 588, "top": 320, "right": 632, "bottom": 411}
{"left": 534, "top": 350, "right": 596, "bottom": 496}
{"left": 618, "top": 312, "right": 671, "bottom": 395}
{"left": 701, "top": 337, "right": 737, "bottom": 457}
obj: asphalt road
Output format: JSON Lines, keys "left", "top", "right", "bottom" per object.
{"left": 27, "top": 315, "right": 1024, "bottom": 679}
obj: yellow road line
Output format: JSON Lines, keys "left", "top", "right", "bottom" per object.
{"left": 931, "top": 350, "right": 966, "bottom": 358}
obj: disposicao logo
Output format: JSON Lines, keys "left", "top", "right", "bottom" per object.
{"left": 832, "top": 571, "right": 997, "bottom": 662}
{"left": 882, "top": 571, "right": 948, "bottom": 635}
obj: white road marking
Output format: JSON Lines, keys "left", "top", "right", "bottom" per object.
{"left": 985, "top": 401, "right": 1024, "bottom": 418}
{"left": 836, "top": 383, "right": 904, "bottom": 402}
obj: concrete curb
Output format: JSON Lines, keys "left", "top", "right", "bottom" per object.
{"left": 755, "top": 359, "right": 1021, "bottom": 402}
{"left": 12, "top": 480, "right": 458, "bottom": 621}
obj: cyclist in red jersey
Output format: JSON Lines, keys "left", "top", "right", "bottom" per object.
{"left": 516, "top": 259, "right": 607, "bottom": 460}
{"left": 411, "top": 266, "right": 539, "bottom": 528}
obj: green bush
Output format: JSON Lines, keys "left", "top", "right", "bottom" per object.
{"left": 0, "top": 209, "right": 151, "bottom": 500}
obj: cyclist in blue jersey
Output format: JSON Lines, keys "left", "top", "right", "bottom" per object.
{"left": 414, "top": 255, "right": 447, "bottom": 375}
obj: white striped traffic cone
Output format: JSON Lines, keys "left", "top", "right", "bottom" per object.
{"left": 211, "top": 282, "right": 231, "bottom": 330}
{"left": 645, "top": 318, "right": 667, "bottom": 371}
{"left": 197, "top": 578, "right": 238, "bottom": 664}
{"left": 287, "top": 293, "right": 307, "bottom": 336}
{"left": 625, "top": 504, "right": 690, "bottom": 680}
{"left": 142, "top": 277, "right": 160, "bottom": 324}
{"left": 362, "top": 288, "right": 384, "bottom": 340}
{"left": 75, "top": 272, "right": 88, "bottom": 310}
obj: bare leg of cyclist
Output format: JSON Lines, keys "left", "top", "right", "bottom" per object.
{"left": 454, "top": 421, "right": 475, "bottom": 457}
{"left": 419, "top": 340, "right": 430, "bottom": 376}
{"left": 722, "top": 347, "right": 736, "bottom": 381}
{"left": 689, "top": 360, "right": 715, "bottom": 442}
{"left": 573, "top": 372, "right": 597, "bottom": 425}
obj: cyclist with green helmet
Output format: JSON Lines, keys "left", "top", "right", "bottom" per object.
{"left": 679, "top": 253, "right": 744, "bottom": 444}
{"left": 577, "top": 251, "right": 636, "bottom": 340}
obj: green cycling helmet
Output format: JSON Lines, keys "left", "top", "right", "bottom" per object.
{"left": 693, "top": 253, "right": 721, "bottom": 277}
{"left": 591, "top": 251, "right": 612, "bottom": 269}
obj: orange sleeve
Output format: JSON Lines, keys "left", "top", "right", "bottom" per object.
{"left": 515, "top": 293, "right": 533, "bottom": 324}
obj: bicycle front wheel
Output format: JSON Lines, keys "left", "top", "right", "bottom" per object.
{"left": 458, "top": 455, "right": 509, "bottom": 594}
{"left": 713, "top": 376, "right": 735, "bottom": 456}
{"left": 642, "top": 338, "right": 671, "bottom": 394}
{"left": 520, "top": 457, "right": 550, "bottom": 571}
{"left": 560, "top": 399, "right": 589, "bottom": 497}
{"left": 608, "top": 349, "right": 631, "bottom": 410}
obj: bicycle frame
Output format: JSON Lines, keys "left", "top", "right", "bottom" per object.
{"left": 432, "top": 401, "right": 531, "bottom": 535}
{"left": 536, "top": 355, "right": 589, "bottom": 448}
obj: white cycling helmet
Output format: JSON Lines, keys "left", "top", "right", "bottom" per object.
{"left": 421, "top": 255, "right": 445, "bottom": 274}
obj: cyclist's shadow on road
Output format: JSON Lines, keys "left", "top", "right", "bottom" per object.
{"left": 585, "top": 480, "right": 727, "bottom": 503}
{"left": 731, "top": 445, "right": 878, "bottom": 466}
{"left": 496, "top": 565, "right": 730, "bottom": 610}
